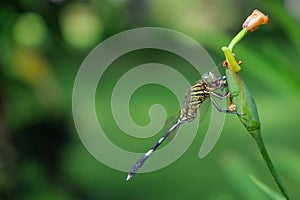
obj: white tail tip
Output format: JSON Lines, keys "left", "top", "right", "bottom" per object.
{"left": 126, "top": 174, "right": 132, "bottom": 181}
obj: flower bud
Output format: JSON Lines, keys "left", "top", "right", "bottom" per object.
{"left": 243, "top": 9, "right": 269, "bottom": 32}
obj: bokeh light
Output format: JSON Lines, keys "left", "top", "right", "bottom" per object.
{"left": 59, "top": 3, "right": 103, "bottom": 49}
{"left": 12, "top": 12, "right": 47, "bottom": 48}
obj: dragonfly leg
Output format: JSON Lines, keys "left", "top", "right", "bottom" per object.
{"left": 209, "top": 91, "right": 230, "bottom": 100}
{"left": 210, "top": 96, "right": 238, "bottom": 114}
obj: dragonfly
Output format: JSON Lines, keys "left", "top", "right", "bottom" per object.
{"left": 126, "top": 71, "right": 237, "bottom": 181}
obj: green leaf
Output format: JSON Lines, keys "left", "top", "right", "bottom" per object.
{"left": 222, "top": 46, "right": 260, "bottom": 132}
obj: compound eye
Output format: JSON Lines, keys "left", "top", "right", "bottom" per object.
{"left": 221, "top": 76, "right": 227, "bottom": 85}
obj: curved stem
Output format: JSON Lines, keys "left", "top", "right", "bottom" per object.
{"left": 228, "top": 28, "right": 248, "bottom": 51}
{"left": 250, "top": 130, "right": 290, "bottom": 200}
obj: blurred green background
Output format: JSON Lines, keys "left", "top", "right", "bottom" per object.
{"left": 1, "top": 0, "right": 300, "bottom": 199}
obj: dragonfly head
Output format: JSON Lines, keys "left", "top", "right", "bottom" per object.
{"left": 202, "top": 72, "right": 226, "bottom": 88}
{"left": 202, "top": 72, "right": 216, "bottom": 84}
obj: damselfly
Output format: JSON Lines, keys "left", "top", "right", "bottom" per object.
{"left": 126, "top": 71, "right": 237, "bottom": 181}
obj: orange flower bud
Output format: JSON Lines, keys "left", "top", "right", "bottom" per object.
{"left": 242, "top": 9, "right": 269, "bottom": 32}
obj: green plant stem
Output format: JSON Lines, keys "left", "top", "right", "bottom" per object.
{"left": 228, "top": 28, "right": 248, "bottom": 52}
{"left": 250, "top": 130, "right": 290, "bottom": 200}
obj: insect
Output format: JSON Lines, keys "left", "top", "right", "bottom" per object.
{"left": 126, "top": 71, "right": 237, "bottom": 181}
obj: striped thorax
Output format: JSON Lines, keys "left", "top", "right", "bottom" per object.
{"left": 179, "top": 72, "right": 227, "bottom": 123}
